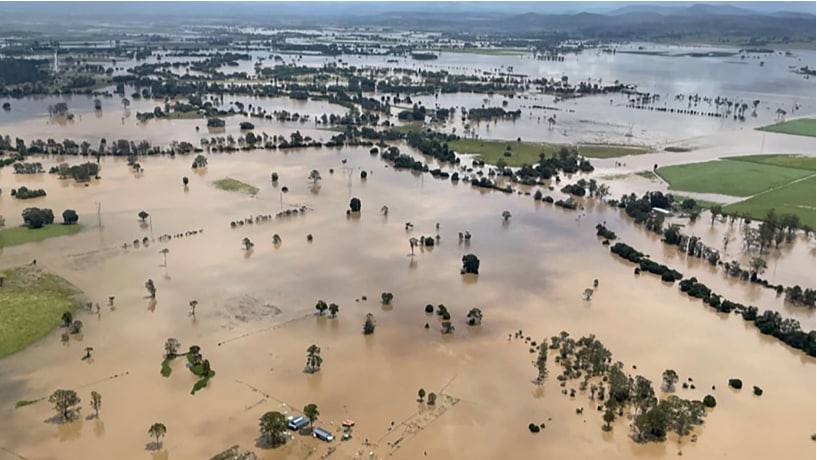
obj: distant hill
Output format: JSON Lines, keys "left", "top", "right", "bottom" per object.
{"left": 0, "top": 2, "right": 812, "bottom": 46}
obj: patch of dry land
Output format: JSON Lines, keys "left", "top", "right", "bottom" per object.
{"left": 0, "top": 145, "right": 814, "bottom": 460}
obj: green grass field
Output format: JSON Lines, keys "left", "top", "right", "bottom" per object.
{"left": 0, "top": 223, "right": 81, "bottom": 247}
{"left": 0, "top": 266, "right": 83, "bottom": 357}
{"left": 656, "top": 154, "right": 815, "bottom": 226}
{"left": 723, "top": 154, "right": 815, "bottom": 171}
{"left": 757, "top": 118, "right": 816, "bottom": 137}
{"left": 724, "top": 178, "right": 815, "bottom": 227}
{"left": 656, "top": 157, "right": 813, "bottom": 196}
{"left": 448, "top": 139, "right": 651, "bottom": 166}
{"left": 213, "top": 178, "right": 259, "bottom": 195}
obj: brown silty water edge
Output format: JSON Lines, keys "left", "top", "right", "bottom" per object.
{"left": 0, "top": 144, "right": 813, "bottom": 459}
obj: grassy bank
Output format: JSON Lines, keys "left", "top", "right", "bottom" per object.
{"left": 213, "top": 178, "right": 259, "bottom": 195}
{"left": 0, "top": 223, "right": 82, "bottom": 247}
{"left": 757, "top": 118, "right": 816, "bottom": 137}
{"left": 449, "top": 139, "right": 651, "bottom": 167}
{"left": 0, "top": 266, "right": 84, "bottom": 357}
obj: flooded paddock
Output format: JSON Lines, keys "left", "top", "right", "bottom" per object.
{"left": 0, "top": 144, "right": 813, "bottom": 459}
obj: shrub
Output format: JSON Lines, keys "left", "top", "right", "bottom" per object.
{"left": 528, "top": 423, "right": 540, "bottom": 433}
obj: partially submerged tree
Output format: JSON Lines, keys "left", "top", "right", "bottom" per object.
{"left": 90, "top": 391, "right": 102, "bottom": 418}
{"left": 242, "top": 237, "right": 254, "bottom": 251}
{"left": 62, "top": 209, "right": 79, "bottom": 224}
{"left": 145, "top": 279, "right": 156, "bottom": 298}
{"left": 303, "top": 403, "right": 319, "bottom": 427}
{"left": 461, "top": 254, "right": 480, "bottom": 275}
{"left": 164, "top": 338, "right": 181, "bottom": 358}
{"left": 328, "top": 303, "right": 339, "bottom": 318}
{"left": 49, "top": 389, "right": 81, "bottom": 420}
{"left": 363, "top": 313, "right": 376, "bottom": 334}
{"left": 191, "top": 154, "right": 208, "bottom": 169}
{"left": 315, "top": 300, "right": 328, "bottom": 315}
{"left": 662, "top": 369, "right": 679, "bottom": 392}
{"left": 148, "top": 422, "right": 167, "bottom": 448}
{"left": 349, "top": 197, "right": 362, "bottom": 213}
{"left": 259, "top": 411, "right": 288, "bottom": 446}
{"left": 381, "top": 292, "right": 394, "bottom": 305}
{"left": 304, "top": 345, "right": 322, "bottom": 373}
{"left": 466, "top": 308, "right": 483, "bottom": 326}
{"left": 534, "top": 343, "right": 547, "bottom": 385}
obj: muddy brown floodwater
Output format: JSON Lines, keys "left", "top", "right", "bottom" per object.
{"left": 0, "top": 145, "right": 813, "bottom": 460}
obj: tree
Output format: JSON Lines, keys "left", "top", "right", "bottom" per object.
{"left": 62, "top": 209, "right": 79, "bottom": 224}
{"left": 70, "top": 320, "right": 83, "bottom": 334}
{"left": 192, "top": 154, "right": 208, "bottom": 168}
{"left": 758, "top": 210, "right": 778, "bottom": 252}
{"left": 749, "top": 257, "right": 767, "bottom": 276}
{"left": 349, "top": 197, "right": 362, "bottom": 213}
{"left": 90, "top": 391, "right": 102, "bottom": 418}
{"left": 461, "top": 254, "right": 480, "bottom": 274}
{"left": 182, "top": 176, "right": 189, "bottom": 186}
{"left": 381, "top": 292, "right": 394, "bottom": 305}
{"left": 303, "top": 404, "right": 319, "bottom": 426}
{"left": 138, "top": 210, "right": 149, "bottom": 222}
{"left": 305, "top": 345, "right": 322, "bottom": 373}
{"left": 61, "top": 311, "right": 73, "bottom": 327}
{"left": 22, "top": 207, "right": 54, "bottom": 228}
{"left": 602, "top": 408, "right": 615, "bottom": 431}
{"left": 159, "top": 248, "right": 169, "bottom": 267}
{"left": 315, "top": 300, "right": 328, "bottom": 315}
{"left": 418, "top": 388, "right": 426, "bottom": 402}
{"left": 164, "top": 338, "right": 181, "bottom": 358}
{"left": 363, "top": 313, "right": 376, "bottom": 334}
{"left": 631, "top": 376, "right": 656, "bottom": 415}
{"left": 634, "top": 401, "right": 671, "bottom": 441}
{"left": 242, "top": 237, "right": 254, "bottom": 251}
{"left": 308, "top": 169, "right": 322, "bottom": 184}
{"left": 259, "top": 411, "right": 288, "bottom": 446}
{"left": 328, "top": 303, "right": 339, "bottom": 318}
{"left": 145, "top": 279, "right": 156, "bottom": 298}
{"left": 441, "top": 317, "right": 454, "bottom": 334}
{"left": 534, "top": 344, "right": 548, "bottom": 384}
{"left": 148, "top": 422, "right": 167, "bottom": 448}
{"left": 427, "top": 392, "right": 437, "bottom": 406}
{"left": 502, "top": 210, "right": 512, "bottom": 221}
{"left": 661, "top": 369, "right": 679, "bottom": 392}
{"left": 709, "top": 205, "right": 722, "bottom": 224}
{"left": 466, "top": 308, "right": 483, "bottom": 326}
{"left": 49, "top": 389, "right": 81, "bottom": 420}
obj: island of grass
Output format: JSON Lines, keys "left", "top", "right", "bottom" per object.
{"left": 656, "top": 154, "right": 815, "bottom": 226}
{"left": 0, "top": 223, "right": 82, "bottom": 248}
{"left": 213, "top": 177, "right": 259, "bottom": 195}
{"left": 757, "top": 118, "right": 815, "bottom": 137}
{"left": 0, "top": 266, "right": 85, "bottom": 358}
{"left": 448, "top": 139, "right": 651, "bottom": 166}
